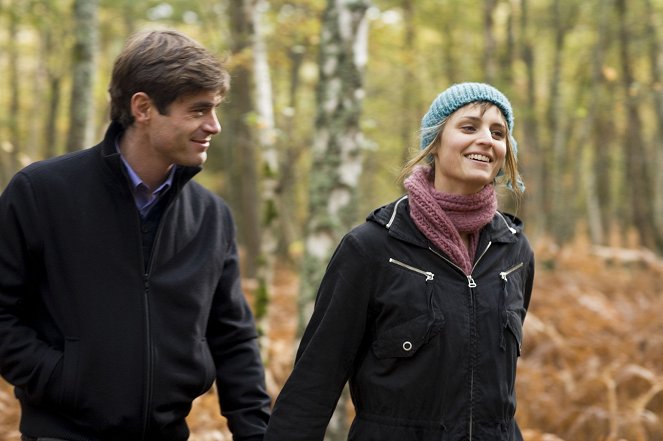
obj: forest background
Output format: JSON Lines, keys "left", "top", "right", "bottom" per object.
{"left": 1, "top": 0, "right": 663, "bottom": 440}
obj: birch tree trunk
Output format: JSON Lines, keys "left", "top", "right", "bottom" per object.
{"left": 299, "top": 0, "right": 370, "bottom": 329}
{"left": 251, "top": 0, "right": 279, "bottom": 358}
{"left": 299, "top": 1, "right": 371, "bottom": 439}
{"left": 66, "top": 0, "right": 98, "bottom": 152}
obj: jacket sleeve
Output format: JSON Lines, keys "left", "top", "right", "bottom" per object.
{"left": 206, "top": 206, "right": 270, "bottom": 441}
{"left": 265, "top": 232, "right": 374, "bottom": 441}
{"left": 0, "top": 172, "right": 63, "bottom": 400}
{"left": 521, "top": 238, "right": 535, "bottom": 321}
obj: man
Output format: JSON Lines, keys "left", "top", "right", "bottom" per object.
{"left": 0, "top": 29, "right": 270, "bottom": 441}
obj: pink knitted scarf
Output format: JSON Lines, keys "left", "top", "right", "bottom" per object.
{"left": 404, "top": 165, "right": 497, "bottom": 274}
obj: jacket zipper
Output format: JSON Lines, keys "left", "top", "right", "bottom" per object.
{"left": 138, "top": 197, "right": 174, "bottom": 440}
{"left": 428, "top": 241, "right": 492, "bottom": 441}
{"left": 499, "top": 262, "right": 524, "bottom": 281}
{"left": 140, "top": 272, "right": 153, "bottom": 441}
{"left": 388, "top": 258, "right": 434, "bottom": 281}
{"left": 428, "top": 242, "right": 492, "bottom": 288}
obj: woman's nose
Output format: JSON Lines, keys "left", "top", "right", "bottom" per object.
{"left": 476, "top": 127, "right": 494, "bottom": 145}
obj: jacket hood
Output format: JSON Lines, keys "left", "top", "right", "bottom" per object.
{"left": 367, "top": 194, "right": 524, "bottom": 247}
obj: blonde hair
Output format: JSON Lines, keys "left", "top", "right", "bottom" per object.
{"left": 399, "top": 102, "right": 524, "bottom": 198}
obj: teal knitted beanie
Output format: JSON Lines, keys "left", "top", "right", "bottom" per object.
{"left": 420, "top": 82, "right": 515, "bottom": 150}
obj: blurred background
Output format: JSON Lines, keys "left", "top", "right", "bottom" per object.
{"left": 0, "top": 0, "right": 662, "bottom": 440}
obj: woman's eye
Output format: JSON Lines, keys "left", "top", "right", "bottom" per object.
{"left": 492, "top": 130, "right": 505, "bottom": 138}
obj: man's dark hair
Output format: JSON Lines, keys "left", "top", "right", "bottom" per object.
{"left": 109, "top": 29, "right": 229, "bottom": 128}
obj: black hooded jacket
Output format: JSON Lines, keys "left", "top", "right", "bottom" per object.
{"left": 0, "top": 122, "right": 270, "bottom": 440}
{"left": 265, "top": 195, "right": 534, "bottom": 441}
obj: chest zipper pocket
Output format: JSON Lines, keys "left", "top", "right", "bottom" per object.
{"left": 499, "top": 262, "right": 524, "bottom": 352}
{"left": 499, "top": 262, "right": 524, "bottom": 281}
{"left": 389, "top": 258, "right": 434, "bottom": 282}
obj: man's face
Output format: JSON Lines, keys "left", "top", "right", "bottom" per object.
{"left": 145, "top": 90, "right": 222, "bottom": 168}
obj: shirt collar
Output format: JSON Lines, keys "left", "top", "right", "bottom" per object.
{"left": 115, "top": 137, "right": 176, "bottom": 194}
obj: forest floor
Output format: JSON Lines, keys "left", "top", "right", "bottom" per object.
{"left": 1, "top": 235, "right": 663, "bottom": 441}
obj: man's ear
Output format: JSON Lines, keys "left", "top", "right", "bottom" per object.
{"left": 131, "top": 92, "right": 152, "bottom": 124}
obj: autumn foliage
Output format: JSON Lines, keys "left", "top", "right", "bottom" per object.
{"left": 518, "top": 236, "right": 663, "bottom": 441}
{"left": 1, "top": 237, "right": 662, "bottom": 441}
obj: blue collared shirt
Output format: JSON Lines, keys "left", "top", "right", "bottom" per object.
{"left": 116, "top": 140, "right": 175, "bottom": 218}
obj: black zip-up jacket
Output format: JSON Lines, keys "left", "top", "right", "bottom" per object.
{"left": 0, "top": 122, "right": 270, "bottom": 441}
{"left": 265, "top": 196, "right": 534, "bottom": 441}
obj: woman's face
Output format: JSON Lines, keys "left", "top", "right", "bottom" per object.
{"left": 433, "top": 103, "right": 507, "bottom": 195}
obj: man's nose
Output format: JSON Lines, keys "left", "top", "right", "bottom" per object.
{"left": 204, "top": 112, "right": 221, "bottom": 134}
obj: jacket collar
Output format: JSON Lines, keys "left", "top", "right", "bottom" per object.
{"left": 367, "top": 195, "right": 523, "bottom": 248}
{"left": 98, "top": 121, "right": 201, "bottom": 192}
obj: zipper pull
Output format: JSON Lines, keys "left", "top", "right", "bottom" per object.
{"left": 467, "top": 275, "right": 477, "bottom": 288}
{"left": 499, "top": 262, "right": 524, "bottom": 282}
{"left": 388, "top": 258, "right": 435, "bottom": 282}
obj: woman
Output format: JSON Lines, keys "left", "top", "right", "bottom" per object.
{"left": 265, "top": 83, "right": 534, "bottom": 441}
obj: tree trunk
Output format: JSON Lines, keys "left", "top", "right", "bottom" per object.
{"left": 496, "top": 0, "right": 517, "bottom": 213}
{"left": 616, "top": 0, "right": 663, "bottom": 251}
{"left": 299, "top": 1, "right": 371, "bottom": 439}
{"left": 547, "top": 0, "right": 578, "bottom": 243}
{"left": 252, "top": 0, "right": 278, "bottom": 353}
{"left": 519, "top": 0, "right": 543, "bottom": 237}
{"left": 40, "top": 16, "right": 65, "bottom": 160}
{"left": 225, "top": 0, "right": 261, "bottom": 278}
{"left": 578, "top": 0, "right": 614, "bottom": 246}
{"left": 66, "top": 0, "right": 98, "bottom": 152}
{"left": 44, "top": 76, "right": 62, "bottom": 159}
{"left": 7, "top": 0, "right": 21, "bottom": 176}
{"left": 500, "top": 0, "right": 516, "bottom": 85}
{"left": 482, "top": 0, "right": 497, "bottom": 84}
{"left": 547, "top": 0, "right": 565, "bottom": 241}
{"left": 441, "top": 2, "right": 460, "bottom": 83}
{"left": 277, "top": 44, "right": 306, "bottom": 259}
{"left": 645, "top": 0, "right": 663, "bottom": 237}
{"left": 593, "top": 83, "right": 618, "bottom": 244}
{"left": 299, "top": 0, "right": 370, "bottom": 327}
{"left": 28, "top": 27, "right": 48, "bottom": 162}
{"left": 399, "top": 0, "right": 419, "bottom": 171}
